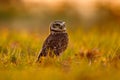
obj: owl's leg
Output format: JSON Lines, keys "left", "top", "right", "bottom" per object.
{"left": 56, "top": 53, "right": 62, "bottom": 62}
{"left": 54, "top": 50, "right": 60, "bottom": 56}
{"left": 53, "top": 50, "right": 62, "bottom": 61}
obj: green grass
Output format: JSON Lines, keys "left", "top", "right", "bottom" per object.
{"left": 0, "top": 27, "right": 120, "bottom": 80}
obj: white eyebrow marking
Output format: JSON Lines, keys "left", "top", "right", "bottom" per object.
{"left": 61, "top": 22, "right": 65, "bottom": 26}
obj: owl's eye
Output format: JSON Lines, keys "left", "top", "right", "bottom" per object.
{"left": 55, "top": 24, "right": 61, "bottom": 27}
{"left": 55, "top": 24, "right": 60, "bottom": 26}
{"left": 53, "top": 24, "right": 60, "bottom": 28}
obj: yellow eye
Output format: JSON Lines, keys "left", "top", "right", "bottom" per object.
{"left": 53, "top": 24, "right": 60, "bottom": 28}
{"left": 55, "top": 24, "right": 60, "bottom": 26}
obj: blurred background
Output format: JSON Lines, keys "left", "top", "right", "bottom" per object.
{"left": 0, "top": 0, "right": 120, "bottom": 31}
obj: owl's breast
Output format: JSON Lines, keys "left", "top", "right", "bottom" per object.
{"left": 49, "top": 33, "right": 68, "bottom": 51}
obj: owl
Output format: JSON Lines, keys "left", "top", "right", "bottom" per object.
{"left": 36, "top": 20, "right": 69, "bottom": 62}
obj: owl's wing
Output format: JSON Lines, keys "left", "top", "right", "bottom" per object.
{"left": 36, "top": 34, "right": 52, "bottom": 62}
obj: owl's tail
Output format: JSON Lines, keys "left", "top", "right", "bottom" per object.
{"left": 36, "top": 52, "right": 42, "bottom": 63}
{"left": 36, "top": 49, "right": 47, "bottom": 63}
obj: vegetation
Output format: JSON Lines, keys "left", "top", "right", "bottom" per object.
{"left": 0, "top": 27, "right": 120, "bottom": 80}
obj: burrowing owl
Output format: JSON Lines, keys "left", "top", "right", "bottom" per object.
{"left": 36, "top": 20, "right": 69, "bottom": 62}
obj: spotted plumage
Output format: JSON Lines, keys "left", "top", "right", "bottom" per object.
{"left": 36, "top": 20, "right": 69, "bottom": 62}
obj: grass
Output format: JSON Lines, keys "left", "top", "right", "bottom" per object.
{"left": 0, "top": 27, "right": 120, "bottom": 80}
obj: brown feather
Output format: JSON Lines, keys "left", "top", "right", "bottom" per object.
{"left": 37, "top": 32, "right": 68, "bottom": 62}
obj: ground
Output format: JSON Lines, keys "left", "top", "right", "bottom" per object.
{"left": 0, "top": 27, "right": 120, "bottom": 80}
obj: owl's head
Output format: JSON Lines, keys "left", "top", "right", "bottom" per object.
{"left": 50, "top": 20, "right": 66, "bottom": 33}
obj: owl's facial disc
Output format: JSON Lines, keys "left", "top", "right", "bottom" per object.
{"left": 50, "top": 21, "right": 66, "bottom": 32}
